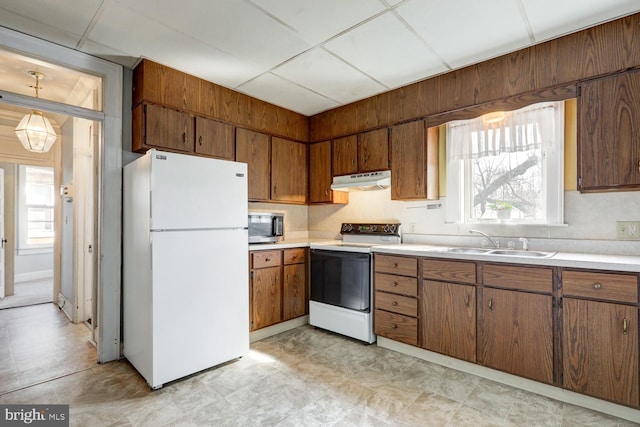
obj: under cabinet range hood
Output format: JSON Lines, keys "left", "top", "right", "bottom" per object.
{"left": 331, "top": 170, "right": 391, "bottom": 192}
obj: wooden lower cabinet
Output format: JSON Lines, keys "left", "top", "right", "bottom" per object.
{"left": 250, "top": 248, "right": 308, "bottom": 331}
{"left": 251, "top": 266, "right": 282, "bottom": 330}
{"left": 421, "top": 280, "right": 476, "bottom": 362}
{"left": 562, "top": 298, "right": 639, "bottom": 406}
{"left": 478, "top": 287, "right": 554, "bottom": 384}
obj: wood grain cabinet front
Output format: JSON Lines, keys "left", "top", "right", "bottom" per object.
{"left": 309, "top": 141, "right": 348, "bottom": 205}
{"left": 374, "top": 254, "right": 419, "bottom": 346}
{"left": 479, "top": 264, "right": 554, "bottom": 384}
{"left": 194, "top": 116, "right": 234, "bottom": 160}
{"left": 132, "top": 103, "right": 194, "bottom": 153}
{"left": 561, "top": 269, "right": 640, "bottom": 407}
{"left": 250, "top": 248, "right": 308, "bottom": 331}
{"left": 420, "top": 258, "right": 477, "bottom": 363}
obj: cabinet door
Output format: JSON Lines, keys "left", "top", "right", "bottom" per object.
{"left": 194, "top": 117, "right": 234, "bottom": 160}
{"left": 271, "top": 137, "right": 307, "bottom": 204}
{"left": 563, "top": 298, "right": 639, "bottom": 406}
{"left": 479, "top": 288, "right": 553, "bottom": 384}
{"left": 310, "top": 141, "right": 349, "bottom": 205}
{"left": 138, "top": 103, "right": 194, "bottom": 153}
{"left": 333, "top": 135, "right": 358, "bottom": 176}
{"left": 251, "top": 266, "right": 282, "bottom": 330}
{"left": 236, "top": 128, "right": 270, "bottom": 202}
{"left": 579, "top": 70, "right": 640, "bottom": 190}
{"left": 358, "top": 128, "right": 389, "bottom": 172}
{"left": 390, "top": 121, "right": 438, "bottom": 200}
{"left": 421, "top": 280, "right": 476, "bottom": 362}
{"left": 283, "top": 263, "right": 306, "bottom": 321}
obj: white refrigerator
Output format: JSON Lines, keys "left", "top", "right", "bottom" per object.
{"left": 123, "top": 149, "right": 249, "bottom": 389}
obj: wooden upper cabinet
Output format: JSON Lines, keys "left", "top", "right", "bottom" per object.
{"left": 133, "top": 59, "right": 199, "bottom": 112}
{"left": 194, "top": 116, "right": 234, "bottom": 160}
{"left": 332, "top": 130, "right": 389, "bottom": 176}
{"left": 390, "top": 121, "right": 439, "bottom": 200}
{"left": 235, "top": 128, "right": 270, "bottom": 202}
{"left": 271, "top": 137, "right": 307, "bottom": 204}
{"left": 132, "top": 103, "right": 194, "bottom": 153}
{"left": 309, "top": 141, "right": 348, "bottom": 205}
{"left": 333, "top": 135, "right": 358, "bottom": 176}
{"left": 358, "top": 128, "right": 389, "bottom": 172}
{"left": 579, "top": 69, "right": 640, "bottom": 191}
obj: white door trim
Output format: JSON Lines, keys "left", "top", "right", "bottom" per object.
{"left": 0, "top": 26, "right": 123, "bottom": 363}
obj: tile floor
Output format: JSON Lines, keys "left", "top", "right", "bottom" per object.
{"left": 0, "top": 278, "right": 53, "bottom": 309}
{"left": 0, "top": 304, "right": 638, "bottom": 426}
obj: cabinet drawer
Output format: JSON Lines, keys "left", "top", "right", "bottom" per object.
{"left": 252, "top": 250, "right": 282, "bottom": 268}
{"left": 562, "top": 270, "right": 638, "bottom": 303}
{"left": 483, "top": 264, "right": 552, "bottom": 293}
{"left": 375, "top": 291, "right": 418, "bottom": 317}
{"left": 422, "top": 259, "right": 476, "bottom": 284}
{"left": 375, "top": 273, "right": 418, "bottom": 297}
{"left": 374, "top": 309, "right": 418, "bottom": 346}
{"left": 284, "top": 248, "right": 306, "bottom": 265}
{"left": 375, "top": 255, "right": 417, "bottom": 277}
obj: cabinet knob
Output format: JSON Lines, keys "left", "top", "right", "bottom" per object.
{"left": 488, "top": 298, "right": 493, "bottom": 310}
{"left": 198, "top": 135, "right": 203, "bottom": 146}
{"left": 638, "top": 160, "right": 640, "bottom": 173}
{"left": 623, "top": 318, "right": 629, "bottom": 335}
{"left": 593, "top": 282, "right": 602, "bottom": 289}
{"left": 182, "top": 132, "right": 187, "bottom": 143}
{"left": 325, "top": 189, "right": 329, "bottom": 195}
{"left": 392, "top": 301, "right": 398, "bottom": 307}
{"left": 392, "top": 281, "right": 398, "bottom": 287}
{"left": 464, "top": 295, "right": 470, "bottom": 306}
{"left": 391, "top": 324, "right": 398, "bottom": 329}
{"left": 265, "top": 257, "right": 271, "bottom": 262}
{"left": 392, "top": 263, "right": 398, "bottom": 268}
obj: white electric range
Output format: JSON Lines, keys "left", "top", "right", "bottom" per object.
{"left": 309, "top": 222, "right": 401, "bottom": 343}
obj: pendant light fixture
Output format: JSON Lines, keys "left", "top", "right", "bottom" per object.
{"left": 14, "top": 71, "right": 57, "bottom": 153}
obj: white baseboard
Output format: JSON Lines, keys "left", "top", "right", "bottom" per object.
{"left": 377, "top": 337, "right": 640, "bottom": 424}
{"left": 250, "top": 316, "right": 308, "bottom": 342}
{"left": 57, "top": 292, "right": 73, "bottom": 321}
{"left": 15, "top": 270, "right": 53, "bottom": 283}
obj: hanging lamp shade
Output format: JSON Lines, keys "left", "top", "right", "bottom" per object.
{"left": 14, "top": 71, "right": 57, "bottom": 153}
{"left": 15, "top": 110, "right": 57, "bottom": 153}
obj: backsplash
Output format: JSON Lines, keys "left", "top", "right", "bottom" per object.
{"left": 308, "top": 189, "right": 640, "bottom": 256}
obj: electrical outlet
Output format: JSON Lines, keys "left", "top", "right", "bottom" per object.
{"left": 616, "top": 221, "right": 640, "bottom": 239}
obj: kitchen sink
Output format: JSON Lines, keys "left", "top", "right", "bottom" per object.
{"left": 434, "top": 247, "right": 556, "bottom": 258}
{"left": 446, "top": 247, "right": 492, "bottom": 254}
{"left": 488, "top": 250, "right": 556, "bottom": 258}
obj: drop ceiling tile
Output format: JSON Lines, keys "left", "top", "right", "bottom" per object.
{"left": 78, "top": 39, "right": 140, "bottom": 68}
{"left": 521, "top": 0, "right": 640, "bottom": 42}
{"left": 238, "top": 73, "right": 339, "bottom": 116}
{"left": 113, "top": 0, "right": 312, "bottom": 70}
{"left": 89, "top": 2, "right": 267, "bottom": 88}
{"left": 0, "top": 8, "right": 82, "bottom": 48}
{"left": 273, "top": 48, "right": 387, "bottom": 104}
{"left": 0, "top": 0, "right": 101, "bottom": 41}
{"left": 397, "top": 0, "right": 531, "bottom": 69}
{"left": 325, "top": 11, "right": 447, "bottom": 88}
{"left": 250, "top": 0, "right": 386, "bottom": 44}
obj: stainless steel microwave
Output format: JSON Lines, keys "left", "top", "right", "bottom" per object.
{"left": 248, "top": 212, "right": 284, "bottom": 243}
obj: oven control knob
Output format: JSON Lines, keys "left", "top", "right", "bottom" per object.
{"left": 383, "top": 224, "right": 390, "bottom": 233}
{"left": 370, "top": 225, "right": 377, "bottom": 232}
{"left": 342, "top": 223, "right": 353, "bottom": 232}
{"left": 389, "top": 225, "right": 396, "bottom": 233}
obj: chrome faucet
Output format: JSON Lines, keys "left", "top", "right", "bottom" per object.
{"left": 519, "top": 237, "right": 529, "bottom": 251}
{"left": 470, "top": 230, "right": 500, "bottom": 248}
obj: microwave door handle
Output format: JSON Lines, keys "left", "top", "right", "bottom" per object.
{"left": 272, "top": 217, "right": 279, "bottom": 235}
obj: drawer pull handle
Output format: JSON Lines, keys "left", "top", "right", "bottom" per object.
{"left": 182, "top": 132, "right": 187, "bottom": 143}
{"left": 392, "top": 263, "right": 398, "bottom": 268}
{"left": 265, "top": 257, "right": 271, "bottom": 262}
{"left": 623, "top": 318, "right": 628, "bottom": 335}
{"left": 198, "top": 135, "right": 203, "bottom": 146}
{"left": 392, "top": 281, "right": 399, "bottom": 287}
{"left": 593, "top": 282, "right": 602, "bottom": 289}
{"left": 488, "top": 298, "right": 493, "bottom": 311}
{"left": 391, "top": 324, "right": 398, "bottom": 329}
{"left": 392, "top": 301, "right": 398, "bottom": 307}
{"left": 464, "top": 295, "right": 470, "bottom": 306}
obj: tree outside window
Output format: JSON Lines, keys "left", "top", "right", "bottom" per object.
{"left": 446, "top": 101, "right": 565, "bottom": 225}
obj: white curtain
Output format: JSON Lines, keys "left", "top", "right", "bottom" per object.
{"left": 447, "top": 101, "right": 560, "bottom": 160}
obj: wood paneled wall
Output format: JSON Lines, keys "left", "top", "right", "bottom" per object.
{"left": 310, "top": 13, "right": 640, "bottom": 142}
{"left": 132, "top": 60, "right": 309, "bottom": 142}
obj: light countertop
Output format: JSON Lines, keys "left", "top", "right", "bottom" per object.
{"left": 372, "top": 244, "right": 640, "bottom": 273}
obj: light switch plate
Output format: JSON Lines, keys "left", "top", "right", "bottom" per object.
{"left": 616, "top": 221, "right": 640, "bottom": 239}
